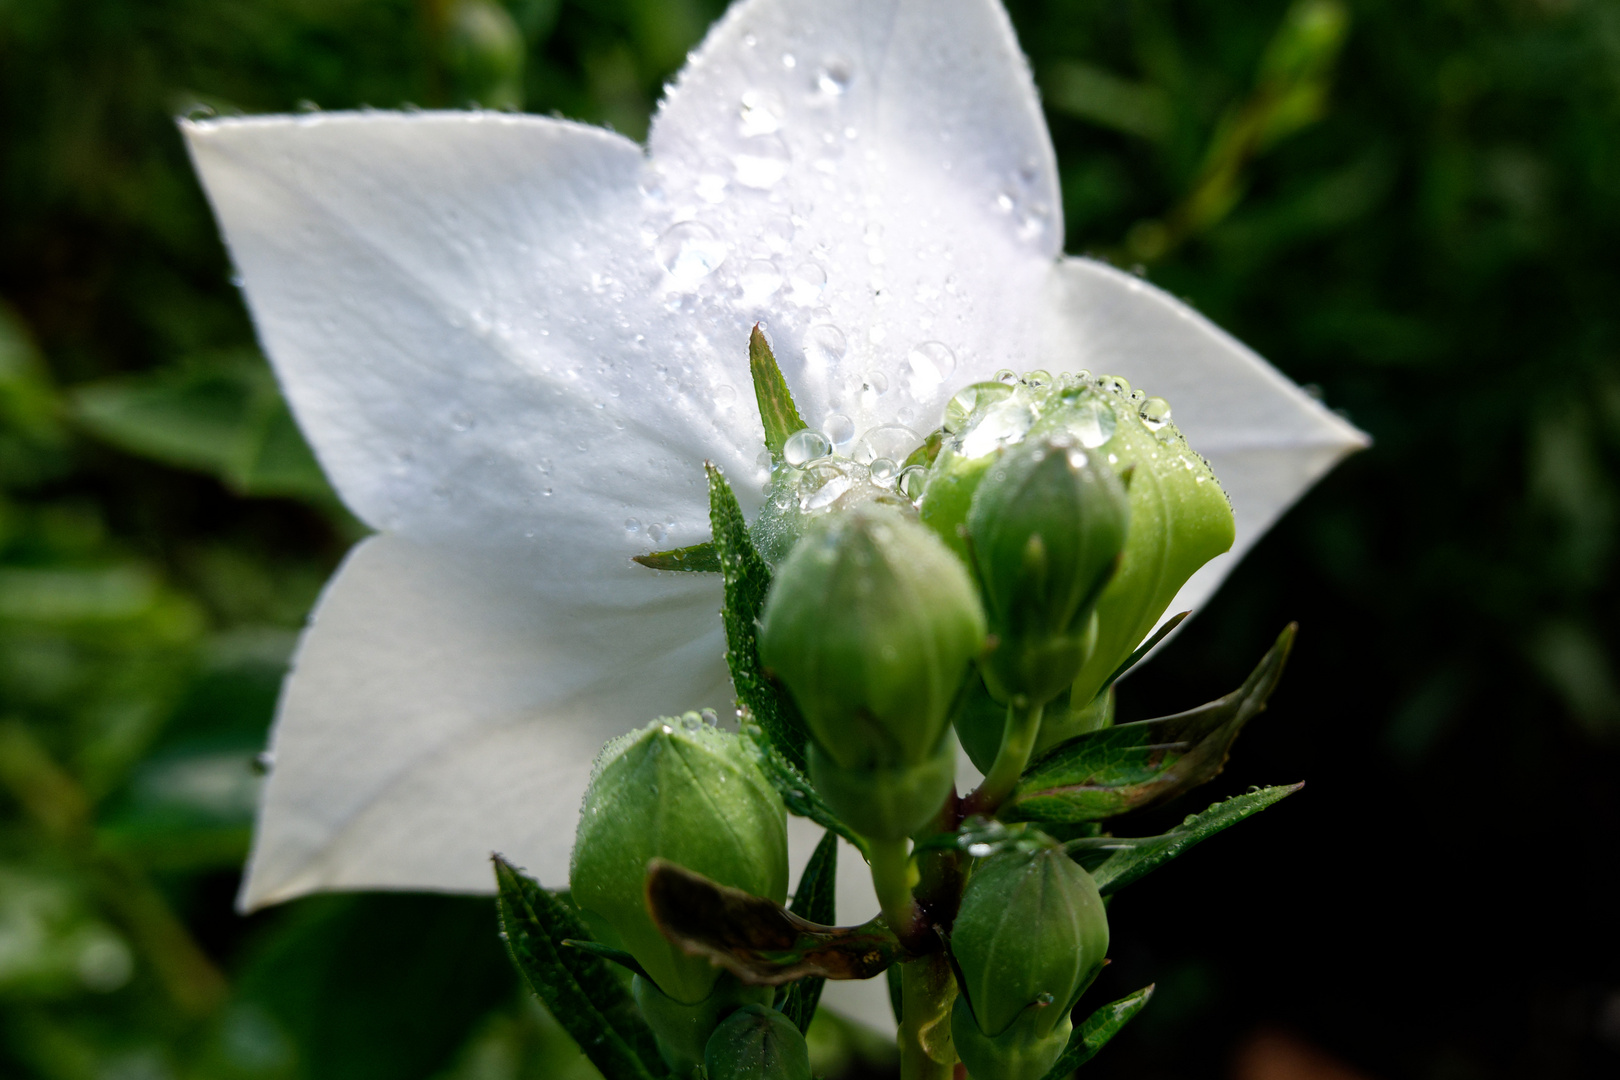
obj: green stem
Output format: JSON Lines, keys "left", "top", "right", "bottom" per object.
{"left": 899, "top": 955, "right": 957, "bottom": 1080}
{"left": 965, "top": 699, "right": 1045, "bottom": 817}
{"left": 867, "top": 836, "right": 916, "bottom": 933}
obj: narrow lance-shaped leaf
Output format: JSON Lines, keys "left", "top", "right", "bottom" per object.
{"left": 777, "top": 828, "right": 839, "bottom": 1032}
{"left": 1039, "top": 985, "right": 1155, "bottom": 1079}
{"left": 1004, "top": 624, "right": 1295, "bottom": 824}
{"left": 750, "top": 325, "right": 808, "bottom": 464}
{"left": 710, "top": 464, "right": 809, "bottom": 768}
{"left": 1073, "top": 783, "right": 1304, "bottom": 895}
{"left": 745, "top": 725, "right": 867, "bottom": 858}
{"left": 644, "top": 858, "right": 902, "bottom": 986}
{"left": 492, "top": 856, "right": 668, "bottom": 1080}
{"left": 631, "top": 541, "right": 721, "bottom": 572}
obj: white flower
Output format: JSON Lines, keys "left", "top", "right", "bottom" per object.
{"left": 185, "top": 0, "right": 1361, "bottom": 973}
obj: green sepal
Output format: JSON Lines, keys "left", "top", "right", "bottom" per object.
{"left": 643, "top": 859, "right": 903, "bottom": 985}
{"left": 710, "top": 464, "right": 809, "bottom": 769}
{"left": 1003, "top": 624, "right": 1295, "bottom": 824}
{"left": 1099, "top": 611, "right": 1188, "bottom": 693}
{"left": 777, "top": 829, "right": 839, "bottom": 1033}
{"left": 1036, "top": 984, "right": 1155, "bottom": 1079}
{"left": 1076, "top": 783, "right": 1304, "bottom": 895}
{"left": 632, "top": 541, "right": 721, "bottom": 572}
{"left": 492, "top": 855, "right": 669, "bottom": 1080}
{"left": 750, "top": 325, "right": 808, "bottom": 464}
{"left": 744, "top": 724, "right": 869, "bottom": 859}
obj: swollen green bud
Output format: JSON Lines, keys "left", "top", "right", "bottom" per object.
{"left": 950, "top": 842, "right": 1109, "bottom": 1049}
{"left": 759, "top": 503, "right": 985, "bottom": 839}
{"left": 967, "top": 433, "right": 1129, "bottom": 706}
{"left": 570, "top": 714, "right": 788, "bottom": 1005}
{"left": 920, "top": 373, "right": 1234, "bottom": 711}
{"left": 703, "top": 1004, "right": 813, "bottom": 1080}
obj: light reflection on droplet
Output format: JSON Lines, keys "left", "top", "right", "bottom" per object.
{"left": 656, "top": 221, "right": 726, "bottom": 285}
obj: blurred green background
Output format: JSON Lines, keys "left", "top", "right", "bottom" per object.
{"left": 2, "top": 0, "right": 1617, "bottom": 1077}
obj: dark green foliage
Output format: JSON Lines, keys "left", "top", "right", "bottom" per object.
{"left": 777, "top": 829, "right": 838, "bottom": 1033}
{"left": 493, "top": 856, "right": 668, "bottom": 1080}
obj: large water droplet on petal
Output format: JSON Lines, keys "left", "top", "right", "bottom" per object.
{"left": 852, "top": 424, "right": 922, "bottom": 465}
{"left": 815, "top": 59, "right": 852, "bottom": 98}
{"left": 1139, "top": 396, "right": 1172, "bottom": 431}
{"left": 803, "top": 324, "right": 847, "bottom": 368}
{"left": 738, "top": 89, "right": 785, "bottom": 136}
{"left": 735, "top": 134, "right": 791, "bottom": 189}
{"left": 657, "top": 221, "right": 726, "bottom": 286}
{"left": 822, "top": 413, "right": 855, "bottom": 447}
{"left": 783, "top": 428, "right": 832, "bottom": 466}
{"left": 906, "top": 341, "right": 957, "bottom": 395}
{"left": 1068, "top": 397, "right": 1117, "bottom": 448}
{"left": 739, "top": 259, "right": 783, "bottom": 305}
{"left": 789, "top": 262, "right": 827, "bottom": 305}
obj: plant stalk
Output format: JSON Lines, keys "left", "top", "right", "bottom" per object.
{"left": 963, "top": 698, "right": 1044, "bottom": 817}
{"left": 899, "top": 954, "right": 957, "bottom": 1080}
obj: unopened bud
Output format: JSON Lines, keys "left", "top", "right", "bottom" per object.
{"left": 570, "top": 715, "right": 788, "bottom": 1006}
{"left": 967, "top": 434, "right": 1129, "bottom": 706}
{"left": 949, "top": 841, "right": 1110, "bottom": 1080}
{"left": 759, "top": 503, "right": 985, "bottom": 838}
{"left": 704, "top": 1004, "right": 813, "bottom": 1080}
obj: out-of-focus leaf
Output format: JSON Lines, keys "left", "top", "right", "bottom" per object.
{"left": 70, "top": 351, "right": 335, "bottom": 503}
{"left": 1005, "top": 626, "right": 1294, "bottom": 824}
{"left": 0, "top": 863, "right": 134, "bottom": 998}
{"left": 493, "top": 856, "right": 668, "bottom": 1080}
{"left": 1043, "top": 61, "right": 1171, "bottom": 141}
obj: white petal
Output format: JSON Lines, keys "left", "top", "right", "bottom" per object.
{"left": 183, "top": 112, "right": 758, "bottom": 567}
{"left": 1043, "top": 256, "right": 1369, "bottom": 623}
{"left": 240, "top": 533, "right": 730, "bottom": 910}
{"left": 650, "top": 0, "right": 1061, "bottom": 439}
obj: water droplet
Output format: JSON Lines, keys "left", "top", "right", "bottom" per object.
{"left": 944, "top": 382, "right": 1013, "bottom": 433}
{"left": 739, "top": 89, "right": 785, "bottom": 135}
{"left": 822, "top": 413, "right": 855, "bottom": 447}
{"left": 906, "top": 341, "right": 957, "bottom": 395}
{"left": 656, "top": 221, "right": 726, "bottom": 285}
{"left": 853, "top": 424, "right": 921, "bottom": 464}
{"left": 789, "top": 261, "right": 826, "bottom": 304}
{"left": 869, "top": 457, "right": 899, "bottom": 484}
{"left": 183, "top": 102, "right": 216, "bottom": 121}
{"left": 967, "top": 842, "right": 994, "bottom": 858}
{"left": 865, "top": 371, "right": 889, "bottom": 394}
{"left": 1067, "top": 397, "right": 1118, "bottom": 448}
{"left": 995, "top": 368, "right": 1018, "bottom": 384}
{"left": 782, "top": 52, "right": 797, "bottom": 69}
{"left": 783, "top": 428, "right": 832, "bottom": 466}
{"left": 802, "top": 472, "right": 852, "bottom": 510}
{"left": 715, "top": 384, "right": 737, "bottom": 408}
{"left": 763, "top": 214, "right": 795, "bottom": 254}
{"left": 898, "top": 464, "right": 928, "bottom": 500}
{"left": 296, "top": 99, "right": 320, "bottom": 113}
{"left": 815, "top": 59, "right": 852, "bottom": 97}
{"left": 450, "top": 411, "right": 475, "bottom": 432}
{"left": 960, "top": 398, "right": 1035, "bottom": 458}
{"left": 1139, "top": 396, "right": 1172, "bottom": 430}
{"left": 739, "top": 259, "right": 783, "bottom": 304}
{"left": 229, "top": 273, "right": 245, "bottom": 289}
{"left": 1024, "top": 369, "right": 1053, "bottom": 390}
{"left": 1097, "top": 373, "right": 1132, "bottom": 396}
{"left": 734, "top": 134, "right": 790, "bottom": 189}
{"left": 803, "top": 324, "right": 846, "bottom": 368}
{"left": 625, "top": 518, "right": 641, "bottom": 533}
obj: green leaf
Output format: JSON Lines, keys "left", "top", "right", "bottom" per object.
{"left": 710, "top": 464, "right": 809, "bottom": 769}
{"left": 71, "top": 351, "right": 336, "bottom": 504}
{"left": 1100, "top": 611, "right": 1189, "bottom": 693}
{"left": 560, "top": 938, "right": 650, "bottom": 981}
{"left": 1039, "top": 984, "right": 1154, "bottom": 1078}
{"left": 643, "top": 859, "right": 901, "bottom": 986}
{"left": 631, "top": 541, "right": 721, "bottom": 572}
{"left": 749, "top": 325, "right": 807, "bottom": 463}
{"left": 1005, "top": 625, "right": 1295, "bottom": 824}
{"left": 778, "top": 829, "right": 838, "bottom": 1032}
{"left": 744, "top": 725, "right": 868, "bottom": 859}
{"left": 1077, "top": 783, "right": 1304, "bottom": 895}
{"left": 492, "top": 856, "right": 668, "bottom": 1080}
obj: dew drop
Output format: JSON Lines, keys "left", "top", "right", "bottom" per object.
{"left": 450, "top": 410, "right": 475, "bottom": 432}
{"left": 715, "top": 384, "right": 737, "bottom": 408}
{"left": 781, "top": 52, "right": 797, "bottom": 69}
{"left": 783, "top": 428, "right": 832, "bottom": 466}
{"left": 822, "top": 413, "right": 856, "bottom": 447}
{"left": 1024, "top": 369, "right": 1053, "bottom": 390}
{"left": 739, "top": 259, "right": 784, "bottom": 304}
{"left": 625, "top": 518, "right": 641, "bottom": 533}
{"left": 648, "top": 522, "right": 669, "bottom": 543}
{"left": 803, "top": 324, "right": 847, "bottom": 367}
{"left": 898, "top": 464, "right": 928, "bottom": 500}
{"left": 906, "top": 341, "right": 957, "bottom": 394}
{"left": 995, "top": 368, "right": 1018, "bottom": 384}
{"left": 1139, "top": 396, "right": 1172, "bottom": 431}
{"left": 763, "top": 214, "right": 795, "bottom": 254}
{"left": 789, "top": 261, "right": 827, "bottom": 304}
{"left": 1097, "top": 373, "right": 1132, "bottom": 396}
{"left": 815, "top": 59, "right": 852, "bottom": 97}
{"left": 1068, "top": 398, "right": 1118, "bottom": 448}
{"left": 852, "top": 424, "right": 921, "bottom": 465}
{"left": 656, "top": 221, "right": 726, "bottom": 285}
{"left": 734, "top": 134, "right": 791, "bottom": 189}
{"left": 869, "top": 457, "right": 899, "bottom": 484}
{"left": 739, "top": 89, "right": 785, "bottom": 135}
{"left": 944, "top": 382, "right": 1013, "bottom": 434}
{"left": 865, "top": 370, "right": 889, "bottom": 394}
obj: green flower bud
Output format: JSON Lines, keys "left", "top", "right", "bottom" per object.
{"left": 950, "top": 842, "right": 1108, "bottom": 1049}
{"left": 634, "top": 974, "right": 773, "bottom": 1076}
{"left": 920, "top": 373, "right": 1234, "bottom": 711}
{"left": 967, "top": 433, "right": 1129, "bottom": 706}
{"left": 570, "top": 714, "right": 788, "bottom": 1006}
{"left": 759, "top": 503, "right": 986, "bottom": 838}
{"left": 703, "top": 1003, "right": 813, "bottom": 1080}
{"left": 951, "top": 998, "right": 1072, "bottom": 1080}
